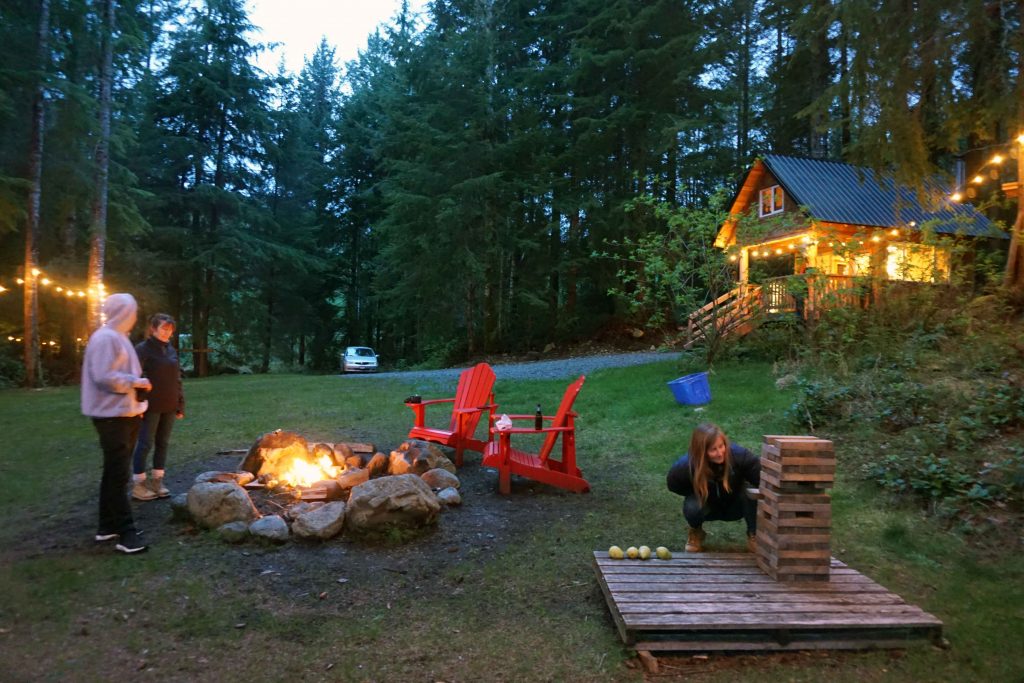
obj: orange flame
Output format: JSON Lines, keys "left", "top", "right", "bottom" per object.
{"left": 278, "top": 453, "right": 341, "bottom": 488}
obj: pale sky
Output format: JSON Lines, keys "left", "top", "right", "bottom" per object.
{"left": 248, "top": 0, "right": 429, "bottom": 75}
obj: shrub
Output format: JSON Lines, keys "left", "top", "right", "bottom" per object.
{"left": 787, "top": 377, "right": 854, "bottom": 429}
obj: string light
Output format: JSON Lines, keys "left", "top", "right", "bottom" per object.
{"left": 1018, "top": 133, "right": 1024, "bottom": 144}
{"left": 972, "top": 175, "right": 984, "bottom": 184}
{"left": 1, "top": 269, "right": 105, "bottom": 302}
{"left": 991, "top": 154, "right": 1004, "bottom": 165}
{"left": 950, "top": 192, "right": 963, "bottom": 202}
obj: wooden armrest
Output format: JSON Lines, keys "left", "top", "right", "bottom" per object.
{"left": 490, "top": 425, "right": 574, "bottom": 435}
{"left": 454, "top": 403, "right": 496, "bottom": 414}
{"left": 414, "top": 398, "right": 455, "bottom": 407}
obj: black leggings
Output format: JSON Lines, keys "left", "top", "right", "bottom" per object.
{"left": 93, "top": 416, "right": 142, "bottom": 535}
{"left": 683, "top": 493, "right": 757, "bottom": 535}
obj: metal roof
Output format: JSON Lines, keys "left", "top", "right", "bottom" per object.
{"left": 762, "top": 155, "right": 1006, "bottom": 238}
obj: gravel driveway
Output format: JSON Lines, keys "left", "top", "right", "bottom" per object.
{"left": 339, "top": 350, "right": 680, "bottom": 386}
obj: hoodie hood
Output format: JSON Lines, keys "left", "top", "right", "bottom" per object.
{"left": 102, "top": 293, "right": 138, "bottom": 334}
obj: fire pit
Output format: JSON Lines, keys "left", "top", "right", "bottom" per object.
{"left": 173, "top": 430, "right": 462, "bottom": 543}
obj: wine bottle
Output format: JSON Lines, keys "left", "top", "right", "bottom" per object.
{"left": 534, "top": 404, "right": 543, "bottom": 430}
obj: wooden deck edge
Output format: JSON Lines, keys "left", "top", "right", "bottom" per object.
{"left": 632, "top": 633, "right": 941, "bottom": 653}
{"left": 593, "top": 555, "right": 633, "bottom": 645}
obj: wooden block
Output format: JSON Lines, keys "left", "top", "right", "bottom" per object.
{"left": 759, "top": 470, "right": 832, "bottom": 492}
{"left": 756, "top": 529, "right": 830, "bottom": 550}
{"left": 761, "top": 488, "right": 830, "bottom": 505}
{"left": 637, "top": 650, "right": 658, "bottom": 674}
{"left": 763, "top": 435, "right": 835, "bottom": 452}
{"left": 335, "top": 441, "right": 375, "bottom": 454}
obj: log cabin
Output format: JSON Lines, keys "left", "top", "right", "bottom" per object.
{"left": 687, "top": 155, "right": 1008, "bottom": 346}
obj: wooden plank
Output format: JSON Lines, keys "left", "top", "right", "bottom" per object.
{"left": 592, "top": 555, "right": 633, "bottom": 645}
{"left": 760, "top": 458, "right": 836, "bottom": 474}
{"left": 760, "top": 489, "right": 831, "bottom": 504}
{"left": 597, "top": 563, "right": 845, "bottom": 576}
{"left": 631, "top": 636, "right": 935, "bottom": 652}
{"left": 615, "top": 603, "right": 931, "bottom": 616}
{"left": 609, "top": 591, "right": 908, "bottom": 605}
{"left": 624, "top": 612, "right": 943, "bottom": 629}
{"left": 604, "top": 582, "right": 886, "bottom": 593}
{"left": 602, "top": 572, "right": 864, "bottom": 585}
{"left": 763, "top": 436, "right": 835, "bottom": 452}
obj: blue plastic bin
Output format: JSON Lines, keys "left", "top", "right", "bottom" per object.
{"left": 667, "top": 371, "right": 711, "bottom": 405}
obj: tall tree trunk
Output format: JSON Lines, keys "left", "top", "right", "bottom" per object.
{"left": 1005, "top": 139, "right": 1024, "bottom": 289}
{"left": 839, "top": 4, "right": 851, "bottom": 151}
{"left": 1004, "top": 18, "right": 1024, "bottom": 290}
{"left": 737, "top": 0, "right": 752, "bottom": 172}
{"left": 23, "top": 0, "right": 51, "bottom": 388}
{"left": 88, "top": 0, "right": 116, "bottom": 331}
{"left": 261, "top": 268, "right": 275, "bottom": 373}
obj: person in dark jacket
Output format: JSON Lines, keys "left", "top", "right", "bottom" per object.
{"left": 130, "top": 313, "right": 185, "bottom": 501}
{"left": 666, "top": 422, "right": 760, "bottom": 553}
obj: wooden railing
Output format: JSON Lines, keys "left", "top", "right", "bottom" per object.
{"left": 683, "top": 275, "right": 871, "bottom": 348}
{"left": 684, "top": 284, "right": 762, "bottom": 349}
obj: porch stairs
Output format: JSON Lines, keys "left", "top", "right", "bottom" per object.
{"left": 683, "top": 285, "right": 763, "bottom": 350}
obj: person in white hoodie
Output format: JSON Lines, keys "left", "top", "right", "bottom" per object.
{"left": 81, "top": 293, "right": 152, "bottom": 554}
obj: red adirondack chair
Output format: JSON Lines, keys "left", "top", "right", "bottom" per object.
{"left": 405, "top": 362, "right": 497, "bottom": 466}
{"left": 481, "top": 375, "right": 589, "bottom": 495}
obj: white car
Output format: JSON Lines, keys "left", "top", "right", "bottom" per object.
{"left": 342, "top": 346, "right": 378, "bottom": 373}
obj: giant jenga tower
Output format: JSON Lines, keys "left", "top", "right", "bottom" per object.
{"left": 755, "top": 435, "right": 835, "bottom": 582}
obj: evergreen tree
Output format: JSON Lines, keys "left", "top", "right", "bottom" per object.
{"left": 148, "top": 0, "right": 271, "bottom": 376}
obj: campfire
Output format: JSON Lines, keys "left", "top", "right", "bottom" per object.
{"left": 177, "top": 430, "right": 463, "bottom": 543}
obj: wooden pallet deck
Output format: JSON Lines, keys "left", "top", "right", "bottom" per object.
{"left": 594, "top": 551, "right": 943, "bottom": 653}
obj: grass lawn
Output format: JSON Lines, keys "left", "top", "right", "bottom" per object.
{"left": 0, "top": 360, "right": 1021, "bottom": 682}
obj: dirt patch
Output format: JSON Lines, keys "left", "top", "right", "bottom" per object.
{"left": 28, "top": 450, "right": 593, "bottom": 606}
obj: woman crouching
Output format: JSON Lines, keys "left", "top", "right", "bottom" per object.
{"left": 666, "top": 423, "right": 760, "bottom": 553}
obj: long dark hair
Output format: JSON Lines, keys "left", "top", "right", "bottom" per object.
{"left": 688, "top": 422, "right": 732, "bottom": 504}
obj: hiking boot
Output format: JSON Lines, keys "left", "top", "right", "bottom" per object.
{"left": 747, "top": 533, "right": 757, "bottom": 554}
{"left": 685, "top": 527, "right": 706, "bottom": 553}
{"left": 147, "top": 477, "right": 171, "bottom": 498}
{"left": 131, "top": 481, "right": 158, "bottom": 501}
{"left": 115, "top": 530, "right": 148, "bottom": 554}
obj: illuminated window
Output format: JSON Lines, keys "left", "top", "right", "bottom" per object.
{"left": 759, "top": 185, "right": 784, "bottom": 217}
{"left": 885, "top": 243, "right": 950, "bottom": 282}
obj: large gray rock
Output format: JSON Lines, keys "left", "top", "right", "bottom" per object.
{"left": 217, "top": 521, "right": 250, "bottom": 543}
{"left": 436, "top": 487, "right": 462, "bottom": 506}
{"left": 403, "top": 440, "right": 457, "bottom": 474}
{"left": 187, "top": 482, "right": 260, "bottom": 529}
{"left": 421, "top": 468, "right": 460, "bottom": 490}
{"left": 169, "top": 493, "right": 191, "bottom": 521}
{"left": 292, "top": 501, "right": 347, "bottom": 540}
{"left": 346, "top": 474, "right": 441, "bottom": 533}
{"left": 249, "top": 515, "right": 290, "bottom": 543}
{"left": 195, "top": 471, "right": 254, "bottom": 486}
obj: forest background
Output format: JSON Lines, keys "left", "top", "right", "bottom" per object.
{"left": 0, "top": 0, "right": 1022, "bottom": 386}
